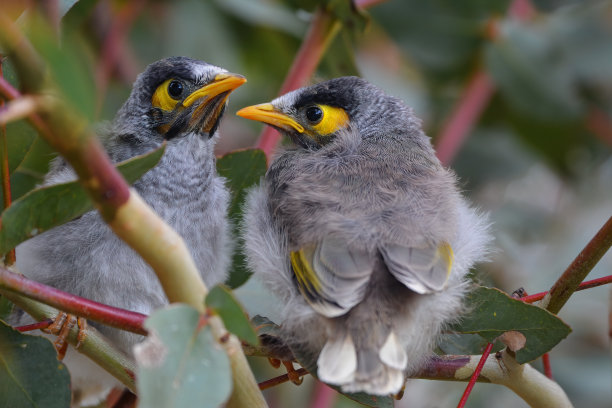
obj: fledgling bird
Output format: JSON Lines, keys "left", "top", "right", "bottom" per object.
{"left": 237, "top": 77, "right": 490, "bottom": 396}
{"left": 14, "top": 57, "right": 245, "bottom": 403}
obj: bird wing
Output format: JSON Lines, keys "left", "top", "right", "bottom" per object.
{"left": 290, "top": 237, "right": 373, "bottom": 318}
{"left": 379, "top": 242, "right": 454, "bottom": 294}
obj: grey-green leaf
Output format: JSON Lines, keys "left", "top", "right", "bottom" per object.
{"left": 206, "top": 284, "right": 259, "bottom": 346}
{"left": 216, "top": 148, "right": 267, "bottom": 288}
{"left": 136, "top": 304, "right": 231, "bottom": 408}
{"left": 0, "top": 321, "right": 71, "bottom": 408}
{"left": 452, "top": 286, "right": 572, "bottom": 363}
{"left": 0, "top": 144, "right": 165, "bottom": 255}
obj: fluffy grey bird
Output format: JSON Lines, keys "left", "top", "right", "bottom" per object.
{"left": 14, "top": 57, "right": 245, "bottom": 403}
{"left": 237, "top": 77, "right": 490, "bottom": 396}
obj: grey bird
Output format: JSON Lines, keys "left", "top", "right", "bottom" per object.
{"left": 237, "top": 77, "right": 490, "bottom": 396}
{"left": 14, "top": 57, "right": 245, "bottom": 403}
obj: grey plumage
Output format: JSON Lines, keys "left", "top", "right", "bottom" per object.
{"left": 239, "top": 77, "right": 490, "bottom": 395}
{"left": 14, "top": 57, "right": 243, "bottom": 403}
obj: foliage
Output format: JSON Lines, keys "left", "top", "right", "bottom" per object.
{"left": 0, "top": 321, "right": 71, "bottom": 408}
{"left": 0, "top": 0, "right": 611, "bottom": 408}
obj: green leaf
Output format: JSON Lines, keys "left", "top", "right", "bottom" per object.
{"left": 0, "top": 144, "right": 165, "bottom": 255}
{"left": 0, "top": 321, "right": 71, "bottom": 408}
{"left": 205, "top": 284, "right": 259, "bottom": 346}
{"left": 60, "top": 0, "right": 80, "bottom": 17}
{"left": 136, "top": 305, "right": 231, "bottom": 408}
{"left": 0, "top": 296, "right": 13, "bottom": 321}
{"left": 216, "top": 148, "right": 267, "bottom": 288}
{"left": 452, "top": 286, "right": 572, "bottom": 363}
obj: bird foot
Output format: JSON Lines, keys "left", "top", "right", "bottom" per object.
{"left": 282, "top": 360, "right": 304, "bottom": 385}
{"left": 267, "top": 357, "right": 282, "bottom": 369}
{"left": 44, "top": 312, "right": 87, "bottom": 360}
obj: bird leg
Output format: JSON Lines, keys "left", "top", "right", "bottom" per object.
{"left": 44, "top": 312, "right": 88, "bottom": 360}
{"left": 281, "top": 360, "right": 304, "bottom": 385}
{"left": 267, "top": 357, "right": 282, "bottom": 369}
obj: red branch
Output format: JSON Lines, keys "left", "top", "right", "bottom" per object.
{"left": 15, "top": 319, "right": 54, "bottom": 332}
{"left": 310, "top": 381, "right": 337, "bottom": 408}
{"left": 255, "top": 8, "right": 339, "bottom": 157}
{"left": 457, "top": 342, "right": 494, "bottom": 408}
{"left": 0, "top": 57, "right": 15, "bottom": 264}
{"left": 541, "top": 353, "right": 552, "bottom": 379}
{"left": 434, "top": 70, "right": 495, "bottom": 166}
{"left": 545, "top": 216, "right": 612, "bottom": 314}
{"left": 95, "top": 0, "right": 146, "bottom": 116}
{"left": 521, "top": 274, "right": 612, "bottom": 304}
{"left": 0, "top": 267, "right": 147, "bottom": 335}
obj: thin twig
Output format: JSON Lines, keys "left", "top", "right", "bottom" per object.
{"left": 0, "top": 56, "right": 15, "bottom": 265}
{"left": 258, "top": 368, "right": 310, "bottom": 390}
{"left": 521, "top": 274, "right": 612, "bottom": 303}
{"left": 541, "top": 353, "right": 552, "bottom": 379}
{"left": 456, "top": 342, "right": 494, "bottom": 408}
{"left": 15, "top": 318, "right": 54, "bottom": 332}
{"left": 543, "top": 216, "right": 612, "bottom": 314}
{"left": 0, "top": 266, "right": 147, "bottom": 334}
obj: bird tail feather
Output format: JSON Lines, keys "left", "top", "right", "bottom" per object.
{"left": 317, "top": 329, "right": 406, "bottom": 396}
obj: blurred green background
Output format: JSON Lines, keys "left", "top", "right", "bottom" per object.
{"left": 2, "top": 0, "right": 612, "bottom": 407}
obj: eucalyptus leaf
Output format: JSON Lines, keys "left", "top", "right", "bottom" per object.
{"left": 0, "top": 144, "right": 165, "bottom": 255}
{"left": 136, "top": 305, "right": 231, "bottom": 408}
{"left": 0, "top": 321, "right": 71, "bottom": 408}
{"left": 206, "top": 284, "right": 259, "bottom": 346}
{"left": 452, "top": 286, "right": 572, "bottom": 364}
{"left": 216, "top": 148, "right": 267, "bottom": 288}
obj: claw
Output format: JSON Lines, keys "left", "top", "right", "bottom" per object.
{"left": 267, "top": 357, "right": 282, "bottom": 369}
{"left": 43, "top": 312, "right": 88, "bottom": 360}
{"left": 282, "top": 360, "right": 303, "bottom": 385}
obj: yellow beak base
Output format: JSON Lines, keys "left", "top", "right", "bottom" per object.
{"left": 236, "top": 103, "right": 305, "bottom": 134}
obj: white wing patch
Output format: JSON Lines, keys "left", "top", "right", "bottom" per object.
{"left": 380, "top": 242, "right": 454, "bottom": 294}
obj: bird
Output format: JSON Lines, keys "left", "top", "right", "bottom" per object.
{"left": 237, "top": 76, "right": 490, "bottom": 396}
{"left": 13, "top": 56, "right": 245, "bottom": 404}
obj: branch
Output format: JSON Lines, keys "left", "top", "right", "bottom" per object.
{"left": 0, "top": 267, "right": 147, "bottom": 334}
{"left": 457, "top": 342, "right": 494, "bottom": 408}
{"left": 521, "top": 274, "right": 612, "bottom": 303}
{"left": 434, "top": 70, "right": 495, "bottom": 166}
{"left": 0, "top": 288, "right": 136, "bottom": 391}
{"left": 255, "top": 7, "right": 341, "bottom": 157}
{"left": 0, "top": 57, "right": 14, "bottom": 265}
{"left": 0, "top": 17, "right": 267, "bottom": 407}
{"left": 541, "top": 216, "right": 612, "bottom": 314}
{"left": 418, "top": 352, "right": 572, "bottom": 408}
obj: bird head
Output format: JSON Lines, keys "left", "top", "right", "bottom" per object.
{"left": 236, "top": 76, "right": 414, "bottom": 150}
{"left": 116, "top": 57, "right": 246, "bottom": 140}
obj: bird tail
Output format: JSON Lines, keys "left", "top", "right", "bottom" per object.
{"left": 316, "top": 326, "right": 407, "bottom": 396}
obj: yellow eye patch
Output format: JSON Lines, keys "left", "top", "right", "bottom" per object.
{"left": 309, "top": 105, "right": 349, "bottom": 136}
{"left": 151, "top": 79, "right": 180, "bottom": 111}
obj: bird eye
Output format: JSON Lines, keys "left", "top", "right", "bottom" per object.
{"left": 305, "top": 106, "right": 323, "bottom": 124}
{"left": 167, "top": 80, "right": 184, "bottom": 99}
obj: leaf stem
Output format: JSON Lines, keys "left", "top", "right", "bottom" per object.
{"left": 456, "top": 342, "right": 494, "bottom": 408}
{"left": 542, "top": 216, "right": 612, "bottom": 314}
{"left": 0, "top": 267, "right": 147, "bottom": 334}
